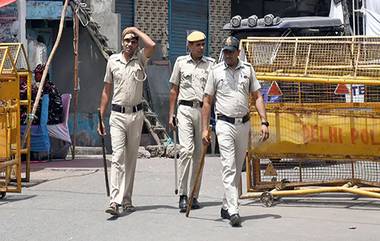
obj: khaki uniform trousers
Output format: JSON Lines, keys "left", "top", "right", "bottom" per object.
{"left": 177, "top": 104, "right": 202, "bottom": 198}
{"left": 109, "top": 110, "right": 144, "bottom": 205}
{"left": 215, "top": 119, "right": 250, "bottom": 215}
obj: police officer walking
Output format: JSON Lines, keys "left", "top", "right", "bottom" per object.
{"left": 201, "top": 36, "right": 269, "bottom": 227}
{"left": 168, "top": 31, "right": 215, "bottom": 212}
{"left": 98, "top": 27, "right": 155, "bottom": 216}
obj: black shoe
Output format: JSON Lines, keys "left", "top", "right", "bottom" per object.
{"left": 122, "top": 204, "right": 136, "bottom": 213}
{"left": 191, "top": 198, "right": 201, "bottom": 209}
{"left": 220, "top": 208, "right": 230, "bottom": 219}
{"left": 229, "top": 214, "right": 241, "bottom": 227}
{"left": 105, "top": 202, "right": 119, "bottom": 216}
{"left": 179, "top": 195, "right": 188, "bottom": 213}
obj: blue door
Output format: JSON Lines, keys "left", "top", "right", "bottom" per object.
{"left": 115, "top": 0, "right": 134, "bottom": 31}
{"left": 169, "top": 0, "right": 209, "bottom": 64}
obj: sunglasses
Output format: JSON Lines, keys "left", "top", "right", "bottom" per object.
{"left": 123, "top": 38, "right": 138, "bottom": 44}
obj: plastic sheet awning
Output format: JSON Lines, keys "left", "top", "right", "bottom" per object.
{"left": 0, "top": 0, "right": 16, "bottom": 8}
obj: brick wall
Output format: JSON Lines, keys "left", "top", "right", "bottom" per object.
{"left": 135, "top": 0, "right": 169, "bottom": 58}
{"left": 209, "top": 0, "right": 231, "bottom": 60}
{"left": 135, "top": 0, "right": 230, "bottom": 60}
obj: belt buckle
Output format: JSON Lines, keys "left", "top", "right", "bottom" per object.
{"left": 235, "top": 117, "right": 243, "bottom": 124}
{"left": 192, "top": 101, "right": 200, "bottom": 108}
{"left": 120, "top": 105, "right": 126, "bottom": 113}
{"left": 133, "top": 105, "right": 137, "bottom": 112}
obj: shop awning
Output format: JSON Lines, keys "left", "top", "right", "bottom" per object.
{"left": 0, "top": 0, "right": 16, "bottom": 8}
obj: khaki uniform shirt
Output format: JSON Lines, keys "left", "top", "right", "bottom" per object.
{"left": 104, "top": 49, "right": 148, "bottom": 107}
{"left": 170, "top": 55, "right": 215, "bottom": 102}
{"left": 204, "top": 60, "right": 261, "bottom": 117}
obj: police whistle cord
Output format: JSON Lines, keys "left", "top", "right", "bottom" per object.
{"left": 21, "top": 0, "right": 70, "bottom": 148}
{"left": 186, "top": 128, "right": 211, "bottom": 217}
{"left": 97, "top": 109, "right": 110, "bottom": 197}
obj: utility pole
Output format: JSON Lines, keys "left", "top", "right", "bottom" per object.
{"left": 72, "top": 6, "right": 79, "bottom": 159}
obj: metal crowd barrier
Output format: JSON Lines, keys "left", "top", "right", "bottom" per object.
{"left": 241, "top": 36, "right": 380, "bottom": 206}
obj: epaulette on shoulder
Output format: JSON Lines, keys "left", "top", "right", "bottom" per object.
{"left": 204, "top": 56, "right": 215, "bottom": 63}
{"left": 243, "top": 61, "right": 252, "bottom": 67}
{"left": 109, "top": 53, "right": 119, "bottom": 61}
{"left": 175, "top": 55, "right": 188, "bottom": 62}
{"left": 211, "top": 62, "right": 224, "bottom": 70}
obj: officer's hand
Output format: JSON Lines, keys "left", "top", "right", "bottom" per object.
{"left": 124, "top": 27, "right": 138, "bottom": 34}
{"left": 168, "top": 116, "right": 176, "bottom": 130}
{"left": 97, "top": 121, "right": 106, "bottom": 136}
{"left": 260, "top": 125, "right": 269, "bottom": 142}
{"left": 202, "top": 129, "right": 210, "bottom": 145}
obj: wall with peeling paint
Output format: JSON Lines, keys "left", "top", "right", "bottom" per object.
{"left": 88, "top": 0, "right": 120, "bottom": 51}
{"left": 51, "top": 26, "right": 111, "bottom": 149}
{"left": 0, "top": 3, "right": 19, "bottom": 43}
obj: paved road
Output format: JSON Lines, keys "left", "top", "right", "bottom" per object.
{"left": 1, "top": 156, "right": 379, "bottom": 241}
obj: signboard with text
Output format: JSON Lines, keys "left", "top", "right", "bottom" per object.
{"left": 250, "top": 111, "right": 380, "bottom": 160}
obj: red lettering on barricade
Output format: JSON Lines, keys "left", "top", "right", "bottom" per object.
{"left": 360, "top": 129, "right": 369, "bottom": 144}
{"left": 329, "top": 127, "right": 338, "bottom": 143}
{"left": 351, "top": 128, "right": 359, "bottom": 144}
{"left": 338, "top": 128, "right": 343, "bottom": 143}
{"left": 303, "top": 124, "right": 311, "bottom": 143}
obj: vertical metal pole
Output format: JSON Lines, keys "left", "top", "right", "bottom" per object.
{"left": 352, "top": 0, "right": 356, "bottom": 35}
{"left": 173, "top": 128, "right": 178, "bottom": 195}
{"left": 72, "top": 8, "right": 79, "bottom": 159}
{"left": 363, "top": 0, "right": 367, "bottom": 36}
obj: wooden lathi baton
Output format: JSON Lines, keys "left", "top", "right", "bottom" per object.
{"left": 98, "top": 109, "right": 110, "bottom": 197}
{"left": 186, "top": 128, "right": 210, "bottom": 217}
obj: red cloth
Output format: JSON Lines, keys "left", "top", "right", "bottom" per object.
{"left": 0, "top": 0, "right": 16, "bottom": 8}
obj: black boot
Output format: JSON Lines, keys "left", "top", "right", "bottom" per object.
{"left": 191, "top": 198, "right": 201, "bottom": 209}
{"left": 229, "top": 214, "right": 241, "bottom": 227}
{"left": 179, "top": 195, "right": 188, "bottom": 213}
{"left": 220, "top": 208, "right": 230, "bottom": 219}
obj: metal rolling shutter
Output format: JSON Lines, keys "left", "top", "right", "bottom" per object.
{"left": 169, "top": 0, "right": 209, "bottom": 64}
{"left": 115, "top": 0, "right": 134, "bottom": 30}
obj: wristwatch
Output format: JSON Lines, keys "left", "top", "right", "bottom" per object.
{"left": 261, "top": 121, "right": 269, "bottom": 127}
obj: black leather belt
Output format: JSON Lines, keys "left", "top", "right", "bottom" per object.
{"left": 178, "top": 100, "right": 203, "bottom": 108}
{"left": 112, "top": 103, "right": 143, "bottom": 113}
{"left": 217, "top": 113, "right": 250, "bottom": 125}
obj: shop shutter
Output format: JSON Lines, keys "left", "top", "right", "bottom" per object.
{"left": 169, "top": 0, "right": 208, "bottom": 64}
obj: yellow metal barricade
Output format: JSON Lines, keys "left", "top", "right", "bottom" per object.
{"left": 0, "top": 46, "right": 22, "bottom": 198}
{"left": 0, "top": 43, "right": 32, "bottom": 183}
{"left": 240, "top": 36, "right": 380, "bottom": 206}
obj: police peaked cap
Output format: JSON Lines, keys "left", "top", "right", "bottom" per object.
{"left": 187, "top": 31, "right": 206, "bottom": 42}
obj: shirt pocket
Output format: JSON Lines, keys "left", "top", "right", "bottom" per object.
{"left": 238, "top": 73, "right": 250, "bottom": 93}
{"left": 217, "top": 78, "right": 232, "bottom": 94}
{"left": 196, "top": 70, "right": 208, "bottom": 90}
{"left": 181, "top": 70, "right": 192, "bottom": 88}
{"left": 112, "top": 67, "right": 123, "bottom": 84}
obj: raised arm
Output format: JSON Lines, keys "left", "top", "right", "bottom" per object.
{"left": 123, "top": 27, "right": 156, "bottom": 58}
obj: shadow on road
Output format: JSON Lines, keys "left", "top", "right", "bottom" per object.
{"left": 0, "top": 194, "right": 37, "bottom": 205}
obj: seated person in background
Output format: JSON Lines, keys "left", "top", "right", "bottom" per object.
{"left": 32, "top": 64, "right": 64, "bottom": 125}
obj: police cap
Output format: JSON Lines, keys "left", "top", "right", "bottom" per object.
{"left": 222, "top": 36, "right": 239, "bottom": 52}
{"left": 187, "top": 31, "right": 206, "bottom": 42}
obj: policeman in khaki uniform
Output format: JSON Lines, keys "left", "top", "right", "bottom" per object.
{"left": 202, "top": 36, "right": 269, "bottom": 227}
{"left": 98, "top": 27, "right": 155, "bottom": 216}
{"left": 168, "top": 31, "right": 215, "bottom": 212}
